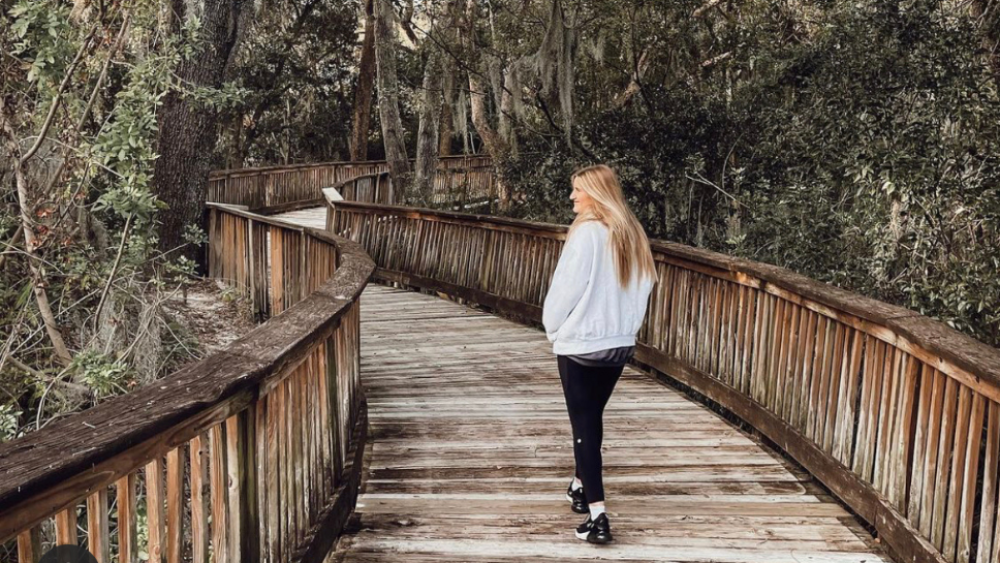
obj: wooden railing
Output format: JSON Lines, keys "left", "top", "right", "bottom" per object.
{"left": 208, "top": 155, "right": 493, "bottom": 210}
{"left": 0, "top": 205, "right": 374, "bottom": 563}
{"left": 327, "top": 197, "right": 1000, "bottom": 563}
{"left": 335, "top": 163, "right": 495, "bottom": 209}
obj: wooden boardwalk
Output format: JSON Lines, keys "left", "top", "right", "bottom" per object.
{"left": 271, "top": 208, "right": 889, "bottom": 563}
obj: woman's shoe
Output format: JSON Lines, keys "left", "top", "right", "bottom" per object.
{"left": 585, "top": 513, "right": 614, "bottom": 544}
{"left": 574, "top": 515, "right": 594, "bottom": 540}
{"left": 565, "top": 483, "right": 588, "bottom": 514}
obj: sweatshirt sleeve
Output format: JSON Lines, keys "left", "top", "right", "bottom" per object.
{"left": 542, "top": 223, "right": 597, "bottom": 342}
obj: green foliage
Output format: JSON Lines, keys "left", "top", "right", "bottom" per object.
{"left": 70, "top": 350, "right": 133, "bottom": 400}
{"left": 8, "top": 0, "right": 72, "bottom": 84}
{"left": 0, "top": 404, "right": 22, "bottom": 442}
{"left": 215, "top": 0, "right": 359, "bottom": 165}
{"left": 501, "top": 0, "right": 1000, "bottom": 347}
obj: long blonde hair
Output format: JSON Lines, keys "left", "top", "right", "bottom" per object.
{"left": 569, "top": 164, "right": 656, "bottom": 288}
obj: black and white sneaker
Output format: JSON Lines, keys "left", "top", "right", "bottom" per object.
{"left": 575, "top": 515, "right": 594, "bottom": 540}
{"left": 575, "top": 513, "right": 613, "bottom": 544}
{"left": 565, "top": 482, "right": 588, "bottom": 514}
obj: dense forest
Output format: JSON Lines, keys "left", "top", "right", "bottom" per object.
{"left": 2, "top": 0, "right": 999, "bottom": 442}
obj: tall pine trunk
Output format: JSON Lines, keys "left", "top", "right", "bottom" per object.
{"left": 350, "top": 0, "right": 376, "bottom": 161}
{"left": 374, "top": 0, "right": 411, "bottom": 197}
{"left": 154, "top": 0, "right": 248, "bottom": 263}
{"left": 413, "top": 46, "right": 444, "bottom": 203}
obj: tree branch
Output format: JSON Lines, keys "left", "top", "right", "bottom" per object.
{"left": 92, "top": 213, "right": 132, "bottom": 332}
{"left": 19, "top": 25, "right": 99, "bottom": 165}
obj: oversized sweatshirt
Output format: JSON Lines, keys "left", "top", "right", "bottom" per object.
{"left": 542, "top": 220, "right": 655, "bottom": 356}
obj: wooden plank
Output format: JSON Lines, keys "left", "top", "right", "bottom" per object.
{"left": 145, "top": 457, "right": 165, "bottom": 563}
{"left": 86, "top": 489, "right": 110, "bottom": 563}
{"left": 190, "top": 435, "right": 209, "bottom": 563}
{"left": 955, "top": 395, "right": 985, "bottom": 563}
{"left": 976, "top": 402, "right": 1000, "bottom": 563}
{"left": 55, "top": 506, "right": 77, "bottom": 544}
{"left": 116, "top": 474, "right": 136, "bottom": 563}
{"left": 16, "top": 528, "right": 41, "bottom": 563}
{"left": 210, "top": 424, "right": 228, "bottom": 563}
{"left": 165, "top": 447, "right": 183, "bottom": 563}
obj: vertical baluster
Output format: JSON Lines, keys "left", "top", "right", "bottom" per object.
{"left": 87, "top": 489, "right": 110, "bottom": 562}
{"left": 942, "top": 387, "right": 974, "bottom": 558}
{"left": 210, "top": 424, "right": 229, "bottom": 563}
{"left": 145, "top": 457, "right": 165, "bottom": 563}
{"left": 190, "top": 435, "right": 209, "bottom": 563}
{"left": 55, "top": 506, "right": 77, "bottom": 544}
{"left": 267, "top": 383, "right": 283, "bottom": 563}
{"left": 16, "top": 528, "right": 42, "bottom": 563}
{"left": 976, "top": 402, "right": 1000, "bottom": 563}
{"left": 116, "top": 474, "right": 136, "bottom": 563}
{"left": 165, "top": 447, "right": 183, "bottom": 563}
{"left": 930, "top": 378, "right": 959, "bottom": 548}
{"left": 955, "top": 395, "right": 985, "bottom": 563}
{"left": 255, "top": 399, "right": 269, "bottom": 563}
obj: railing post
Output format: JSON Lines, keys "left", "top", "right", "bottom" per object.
{"left": 226, "top": 407, "right": 260, "bottom": 562}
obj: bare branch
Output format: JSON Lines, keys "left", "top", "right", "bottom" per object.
{"left": 692, "top": 0, "right": 722, "bottom": 18}
{"left": 92, "top": 214, "right": 133, "bottom": 332}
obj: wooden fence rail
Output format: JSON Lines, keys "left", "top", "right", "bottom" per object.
{"left": 208, "top": 155, "right": 494, "bottom": 210}
{"left": 326, "top": 197, "right": 1000, "bottom": 563}
{"left": 0, "top": 205, "right": 374, "bottom": 563}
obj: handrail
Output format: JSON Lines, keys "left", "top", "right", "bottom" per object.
{"left": 332, "top": 166, "right": 496, "bottom": 209}
{"left": 0, "top": 204, "right": 375, "bottom": 563}
{"left": 207, "top": 155, "right": 494, "bottom": 210}
{"left": 207, "top": 154, "right": 491, "bottom": 179}
{"left": 327, "top": 197, "right": 1000, "bottom": 563}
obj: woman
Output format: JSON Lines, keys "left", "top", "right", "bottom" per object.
{"left": 542, "top": 164, "right": 656, "bottom": 544}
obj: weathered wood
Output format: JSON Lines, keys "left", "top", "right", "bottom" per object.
{"left": 165, "top": 447, "right": 183, "bottom": 563}
{"left": 0, "top": 204, "right": 372, "bottom": 563}
{"left": 145, "top": 457, "right": 165, "bottom": 563}
{"left": 210, "top": 424, "right": 229, "bottom": 563}
{"left": 16, "top": 528, "right": 41, "bottom": 563}
{"left": 190, "top": 435, "right": 209, "bottom": 563}
{"left": 207, "top": 155, "right": 493, "bottom": 209}
{"left": 87, "top": 488, "right": 110, "bottom": 563}
{"left": 319, "top": 285, "right": 888, "bottom": 563}
{"left": 116, "top": 474, "right": 137, "bottom": 563}
{"left": 320, "top": 199, "right": 1000, "bottom": 563}
{"left": 55, "top": 506, "right": 77, "bottom": 544}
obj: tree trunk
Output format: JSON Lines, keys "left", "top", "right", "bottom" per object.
{"left": 468, "top": 72, "right": 512, "bottom": 209}
{"left": 13, "top": 164, "right": 73, "bottom": 366}
{"left": 0, "top": 96, "right": 74, "bottom": 367}
{"left": 439, "top": 64, "right": 454, "bottom": 157}
{"left": 414, "top": 46, "right": 444, "bottom": 203}
{"left": 154, "top": 0, "right": 248, "bottom": 263}
{"left": 350, "top": 0, "right": 377, "bottom": 161}
{"left": 464, "top": 0, "right": 512, "bottom": 209}
{"left": 374, "top": 0, "right": 411, "bottom": 197}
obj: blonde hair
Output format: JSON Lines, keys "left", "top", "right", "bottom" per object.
{"left": 569, "top": 164, "right": 656, "bottom": 288}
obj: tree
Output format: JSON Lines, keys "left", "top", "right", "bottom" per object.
{"left": 373, "top": 0, "right": 411, "bottom": 194}
{"left": 351, "top": 0, "right": 377, "bottom": 161}
{"left": 154, "top": 0, "right": 249, "bottom": 263}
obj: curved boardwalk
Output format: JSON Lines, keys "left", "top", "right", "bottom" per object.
{"left": 329, "top": 286, "right": 885, "bottom": 562}
{"left": 274, "top": 208, "right": 889, "bottom": 563}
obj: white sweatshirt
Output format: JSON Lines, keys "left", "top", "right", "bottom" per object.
{"left": 542, "top": 221, "right": 655, "bottom": 355}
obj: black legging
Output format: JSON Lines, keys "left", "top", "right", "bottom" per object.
{"left": 557, "top": 355, "right": 624, "bottom": 504}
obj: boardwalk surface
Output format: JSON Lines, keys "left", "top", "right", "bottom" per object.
{"left": 275, "top": 208, "right": 889, "bottom": 563}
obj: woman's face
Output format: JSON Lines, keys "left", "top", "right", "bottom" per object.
{"left": 571, "top": 179, "right": 594, "bottom": 215}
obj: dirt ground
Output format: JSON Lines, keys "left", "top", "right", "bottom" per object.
{"left": 161, "top": 278, "right": 257, "bottom": 359}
